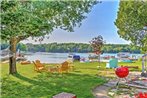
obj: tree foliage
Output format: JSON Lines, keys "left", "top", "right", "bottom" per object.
{"left": 115, "top": 1, "right": 147, "bottom": 53}
{"left": 89, "top": 35, "right": 105, "bottom": 54}
{"left": 1, "top": 0, "right": 98, "bottom": 41}
{"left": 89, "top": 35, "right": 105, "bottom": 66}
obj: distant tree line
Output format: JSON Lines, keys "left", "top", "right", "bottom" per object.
{"left": 1, "top": 43, "right": 141, "bottom": 53}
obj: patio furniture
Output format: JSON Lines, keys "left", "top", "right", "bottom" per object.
{"left": 58, "top": 61, "right": 70, "bottom": 73}
{"left": 53, "top": 92, "right": 76, "bottom": 98}
{"left": 49, "top": 66, "right": 59, "bottom": 73}
{"left": 66, "top": 59, "right": 74, "bottom": 71}
{"left": 20, "top": 61, "right": 31, "bottom": 65}
{"left": 33, "top": 60, "right": 47, "bottom": 72}
{"left": 106, "top": 58, "right": 118, "bottom": 68}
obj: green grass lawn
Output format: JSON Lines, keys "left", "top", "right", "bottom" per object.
{"left": 1, "top": 61, "right": 142, "bottom": 98}
{"left": 1, "top": 62, "right": 106, "bottom": 98}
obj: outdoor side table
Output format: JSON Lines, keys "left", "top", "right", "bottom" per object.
{"left": 53, "top": 92, "right": 76, "bottom": 98}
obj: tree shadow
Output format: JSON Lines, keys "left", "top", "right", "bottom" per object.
{"left": 13, "top": 73, "right": 39, "bottom": 85}
{"left": 1, "top": 72, "right": 106, "bottom": 98}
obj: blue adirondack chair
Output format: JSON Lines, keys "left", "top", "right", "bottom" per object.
{"left": 106, "top": 58, "right": 118, "bottom": 68}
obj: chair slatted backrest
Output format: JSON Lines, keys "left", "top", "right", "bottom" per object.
{"left": 35, "top": 60, "right": 44, "bottom": 67}
{"left": 33, "top": 60, "right": 45, "bottom": 71}
{"left": 61, "top": 61, "right": 69, "bottom": 71}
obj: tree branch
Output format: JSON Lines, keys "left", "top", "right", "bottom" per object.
{"left": 17, "top": 35, "right": 29, "bottom": 42}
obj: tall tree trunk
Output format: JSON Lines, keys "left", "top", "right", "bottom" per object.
{"left": 9, "top": 37, "right": 18, "bottom": 74}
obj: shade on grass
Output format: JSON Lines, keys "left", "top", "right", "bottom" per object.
{"left": 1, "top": 63, "right": 106, "bottom": 98}
{"left": 2, "top": 73, "right": 106, "bottom": 98}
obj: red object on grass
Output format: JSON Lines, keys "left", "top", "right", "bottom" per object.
{"left": 135, "top": 92, "right": 147, "bottom": 98}
{"left": 115, "top": 66, "right": 129, "bottom": 78}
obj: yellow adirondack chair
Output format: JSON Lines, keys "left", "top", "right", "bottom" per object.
{"left": 33, "top": 60, "right": 47, "bottom": 72}
{"left": 66, "top": 59, "right": 74, "bottom": 71}
{"left": 58, "top": 61, "right": 70, "bottom": 73}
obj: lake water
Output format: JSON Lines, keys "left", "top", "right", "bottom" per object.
{"left": 25, "top": 52, "right": 143, "bottom": 63}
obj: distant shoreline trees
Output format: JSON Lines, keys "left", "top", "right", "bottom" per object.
{"left": 1, "top": 43, "right": 141, "bottom": 53}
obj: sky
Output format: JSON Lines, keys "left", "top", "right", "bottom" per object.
{"left": 21, "top": 0, "right": 130, "bottom": 44}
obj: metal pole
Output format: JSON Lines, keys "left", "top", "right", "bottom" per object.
{"left": 142, "top": 55, "right": 144, "bottom": 73}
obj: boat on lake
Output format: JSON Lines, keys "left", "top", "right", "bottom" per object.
{"left": 68, "top": 53, "right": 80, "bottom": 61}
{"left": 117, "top": 52, "right": 130, "bottom": 58}
{"left": 0, "top": 48, "right": 27, "bottom": 62}
{"left": 117, "top": 52, "right": 136, "bottom": 62}
{"left": 88, "top": 54, "right": 98, "bottom": 59}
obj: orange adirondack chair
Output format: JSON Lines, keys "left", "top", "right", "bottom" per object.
{"left": 33, "top": 60, "right": 47, "bottom": 72}
{"left": 66, "top": 59, "right": 74, "bottom": 71}
{"left": 58, "top": 61, "right": 70, "bottom": 73}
